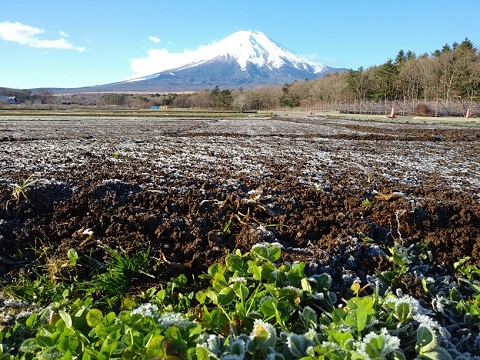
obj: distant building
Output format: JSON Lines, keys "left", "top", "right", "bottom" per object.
{"left": 150, "top": 105, "right": 168, "bottom": 110}
{"left": 0, "top": 96, "right": 18, "bottom": 104}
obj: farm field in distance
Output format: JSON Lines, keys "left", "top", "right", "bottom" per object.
{"left": 1, "top": 114, "right": 479, "bottom": 286}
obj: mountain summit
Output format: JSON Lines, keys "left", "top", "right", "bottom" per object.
{"left": 79, "top": 31, "right": 342, "bottom": 92}
{"left": 211, "top": 30, "right": 328, "bottom": 73}
{"left": 134, "top": 30, "right": 330, "bottom": 78}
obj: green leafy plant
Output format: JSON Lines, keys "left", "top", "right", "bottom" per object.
{"left": 454, "top": 256, "right": 480, "bottom": 281}
{"left": 3, "top": 241, "right": 77, "bottom": 306}
{"left": 222, "top": 217, "right": 233, "bottom": 234}
{"left": 361, "top": 197, "right": 371, "bottom": 208}
{"left": 9, "top": 176, "right": 37, "bottom": 202}
{"left": 196, "top": 243, "right": 336, "bottom": 337}
{"left": 2, "top": 242, "right": 480, "bottom": 359}
{"left": 83, "top": 244, "right": 153, "bottom": 304}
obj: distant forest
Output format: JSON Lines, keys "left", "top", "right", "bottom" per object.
{"left": 1, "top": 38, "right": 478, "bottom": 112}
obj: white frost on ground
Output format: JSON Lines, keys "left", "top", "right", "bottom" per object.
{"left": 0, "top": 117, "right": 478, "bottom": 201}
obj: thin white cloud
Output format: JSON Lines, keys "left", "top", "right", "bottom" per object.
{"left": 0, "top": 21, "right": 42, "bottom": 44}
{"left": 149, "top": 36, "right": 161, "bottom": 43}
{"left": 59, "top": 30, "right": 69, "bottom": 38}
{"left": 35, "top": 38, "right": 85, "bottom": 51}
{"left": 130, "top": 38, "right": 223, "bottom": 79}
{"left": 0, "top": 21, "right": 85, "bottom": 51}
{"left": 129, "top": 47, "right": 203, "bottom": 79}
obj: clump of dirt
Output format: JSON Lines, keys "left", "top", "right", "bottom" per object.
{"left": 0, "top": 116, "right": 479, "bottom": 292}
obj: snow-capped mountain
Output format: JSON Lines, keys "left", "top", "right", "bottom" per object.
{"left": 70, "top": 31, "right": 343, "bottom": 92}
{"left": 131, "top": 30, "right": 329, "bottom": 81}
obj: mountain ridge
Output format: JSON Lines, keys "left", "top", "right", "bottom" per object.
{"left": 49, "top": 31, "right": 345, "bottom": 93}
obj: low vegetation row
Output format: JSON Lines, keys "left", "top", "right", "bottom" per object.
{"left": 1, "top": 241, "right": 480, "bottom": 359}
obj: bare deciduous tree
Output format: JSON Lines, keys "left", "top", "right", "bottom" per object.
{"left": 232, "top": 91, "right": 251, "bottom": 112}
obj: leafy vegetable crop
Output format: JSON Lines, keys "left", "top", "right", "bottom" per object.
{"left": 1, "top": 242, "right": 480, "bottom": 359}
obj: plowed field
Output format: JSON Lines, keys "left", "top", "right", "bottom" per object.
{"left": 1, "top": 115, "right": 479, "bottom": 292}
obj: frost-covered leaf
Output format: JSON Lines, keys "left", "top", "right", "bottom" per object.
{"left": 286, "top": 333, "right": 312, "bottom": 357}
{"left": 311, "top": 273, "right": 332, "bottom": 291}
{"left": 250, "top": 319, "right": 277, "bottom": 350}
{"left": 416, "top": 325, "right": 437, "bottom": 353}
{"left": 229, "top": 339, "right": 246, "bottom": 356}
{"left": 203, "top": 333, "right": 222, "bottom": 354}
{"left": 419, "top": 347, "right": 453, "bottom": 360}
{"left": 396, "top": 302, "right": 411, "bottom": 323}
{"left": 361, "top": 329, "right": 401, "bottom": 359}
{"left": 19, "top": 338, "right": 41, "bottom": 354}
{"left": 225, "top": 253, "right": 245, "bottom": 272}
{"left": 251, "top": 243, "right": 281, "bottom": 263}
{"left": 299, "top": 306, "right": 317, "bottom": 331}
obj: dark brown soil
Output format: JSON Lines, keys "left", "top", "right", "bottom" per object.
{"left": 1, "top": 116, "right": 479, "bottom": 292}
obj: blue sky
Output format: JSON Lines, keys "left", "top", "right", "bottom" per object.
{"left": 1, "top": 0, "right": 478, "bottom": 89}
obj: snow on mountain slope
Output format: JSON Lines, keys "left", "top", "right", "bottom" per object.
{"left": 180, "top": 30, "right": 326, "bottom": 72}
{"left": 46, "top": 31, "right": 343, "bottom": 93}
{"left": 74, "top": 31, "right": 343, "bottom": 92}
{"left": 129, "top": 30, "right": 328, "bottom": 82}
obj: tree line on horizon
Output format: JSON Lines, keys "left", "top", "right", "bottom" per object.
{"left": 182, "top": 38, "right": 480, "bottom": 110}
{"left": 266, "top": 37, "right": 479, "bottom": 108}
{"left": 1, "top": 38, "right": 478, "bottom": 111}
{"left": 151, "top": 38, "right": 480, "bottom": 111}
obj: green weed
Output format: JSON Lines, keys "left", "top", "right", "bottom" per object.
{"left": 1, "top": 243, "right": 480, "bottom": 358}
{"left": 9, "top": 176, "right": 37, "bottom": 202}
{"left": 82, "top": 244, "right": 153, "bottom": 305}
